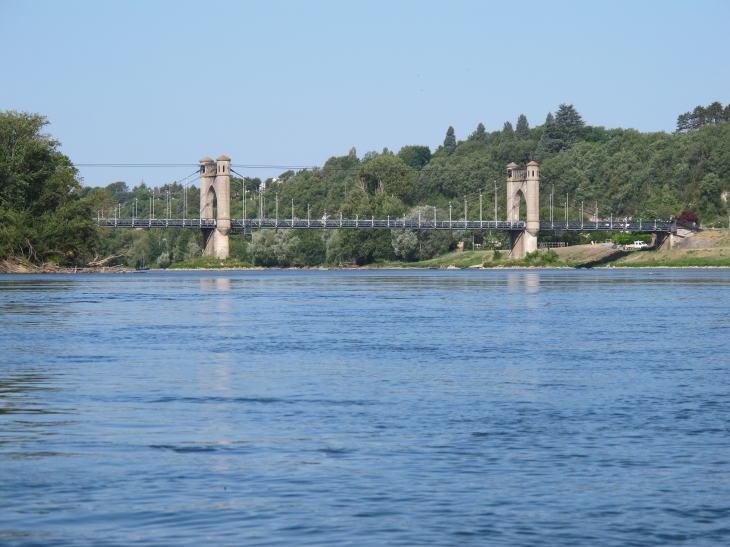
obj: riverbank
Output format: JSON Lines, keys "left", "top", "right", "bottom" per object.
{"left": 4, "top": 230, "right": 730, "bottom": 272}
{"left": 0, "top": 257, "right": 125, "bottom": 274}
{"left": 601, "top": 229, "right": 730, "bottom": 267}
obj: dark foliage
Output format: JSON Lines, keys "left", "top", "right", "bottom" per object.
{"left": 443, "top": 126, "right": 456, "bottom": 155}
{"left": 469, "top": 122, "right": 487, "bottom": 142}
{"left": 397, "top": 145, "right": 431, "bottom": 170}
{"left": 501, "top": 121, "right": 514, "bottom": 143}
{"left": 676, "top": 101, "right": 730, "bottom": 133}
{"left": 515, "top": 114, "right": 530, "bottom": 140}
{"left": 677, "top": 211, "right": 699, "bottom": 225}
{"left": 0, "top": 111, "right": 99, "bottom": 264}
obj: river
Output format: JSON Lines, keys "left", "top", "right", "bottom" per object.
{"left": 1, "top": 269, "right": 729, "bottom": 546}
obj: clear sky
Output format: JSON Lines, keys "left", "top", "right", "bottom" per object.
{"left": 1, "top": 0, "right": 728, "bottom": 187}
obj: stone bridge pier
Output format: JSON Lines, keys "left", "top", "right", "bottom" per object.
{"left": 199, "top": 155, "right": 231, "bottom": 258}
{"left": 506, "top": 161, "right": 540, "bottom": 259}
{"left": 653, "top": 231, "right": 671, "bottom": 250}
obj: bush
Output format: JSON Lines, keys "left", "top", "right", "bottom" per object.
{"left": 248, "top": 230, "right": 301, "bottom": 267}
{"left": 540, "top": 249, "right": 559, "bottom": 264}
{"left": 156, "top": 252, "right": 171, "bottom": 269}
{"left": 391, "top": 230, "right": 419, "bottom": 261}
{"left": 291, "top": 230, "right": 326, "bottom": 266}
{"left": 677, "top": 211, "right": 699, "bottom": 225}
{"left": 184, "top": 240, "right": 202, "bottom": 261}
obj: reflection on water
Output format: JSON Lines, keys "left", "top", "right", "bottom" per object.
{"left": 201, "top": 277, "right": 231, "bottom": 291}
{"left": 1, "top": 269, "right": 729, "bottom": 546}
{"left": 506, "top": 272, "right": 540, "bottom": 293}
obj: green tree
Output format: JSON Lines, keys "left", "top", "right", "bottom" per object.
{"left": 248, "top": 230, "right": 278, "bottom": 266}
{"left": 501, "top": 121, "right": 514, "bottom": 143}
{"left": 271, "top": 230, "right": 300, "bottom": 267}
{"left": 184, "top": 239, "right": 202, "bottom": 261}
{"left": 515, "top": 114, "right": 530, "bottom": 140}
{"left": 469, "top": 122, "right": 487, "bottom": 142}
{"left": 0, "top": 110, "right": 98, "bottom": 263}
{"left": 443, "top": 126, "right": 457, "bottom": 155}
{"left": 291, "top": 230, "right": 326, "bottom": 266}
{"left": 554, "top": 103, "right": 585, "bottom": 147}
{"left": 535, "top": 112, "right": 560, "bottom": 157}
{"left": 698, "top": 173, "right": 724, "bottom": 217}
{"left": 706, "top": 102, "right": 725, "bottom": 124}
{"left": 278, "top": 170, "right": 295, "bottom": 183}
{"left": 677, "top": 101, "right": 728, "bottom": 132}
{"left": 337, "top": 230, "right": 394, "bottom": 265}
{"left": 397, "top": 145, "right": 431, "bottom": 170}
{"left": 391, "top": 230, "right": 418, "bottom": 261}
{"left": 358, "top": 154, "right": 416, "bottom": 205}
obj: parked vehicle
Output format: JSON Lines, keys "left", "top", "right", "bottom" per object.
{"left": 626, "top": 241, "right": 650, "bottom": 250}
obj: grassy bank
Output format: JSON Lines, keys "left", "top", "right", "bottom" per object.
{"left": 604, "top": 230, "right": 730, "bottom": 267}
{"left": 372, "top": 233, "right": 730, "bottom": 269}
{"left": 371, "top": 248, "right": 575, "bottom": 269}
{"left": 605, "top": 248, "right": 730, "bottom": 267}
{"left": 375, "top": 249, "right": 493, "bottom": 269}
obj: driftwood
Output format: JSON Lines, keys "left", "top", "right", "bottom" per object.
{"left": 87, "top": 253, "right": 124, "bottom": 267}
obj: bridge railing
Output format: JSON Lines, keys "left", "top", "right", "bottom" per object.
{"left": 539, "top": 220, "right": 674, "bottom": 233}
{"left": 100, "top": 217, "right": 674, "bottom": 233}
{"left": 236, "top": 219, "right": 527, "bottom": 230}
{"left": 99, "top": 218, "right": 216, "bottom": 228}
{"left": 101, "top": 218, "right": 528, "bottom": 230}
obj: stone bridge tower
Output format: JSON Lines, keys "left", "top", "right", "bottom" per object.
{"left": 506, "top": 160, "right": 540, "bottom": 259}
{"left": 199, "top": 155, "right": 231, "bottom": 258}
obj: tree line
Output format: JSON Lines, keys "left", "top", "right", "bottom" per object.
{"left": 676, "top": 101, "right": 730, "bottom": 133}
{"left": 1, "top": 101, "right": 728, "bottom": 267}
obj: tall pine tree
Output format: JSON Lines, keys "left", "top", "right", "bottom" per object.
{"left": 469, "top": 122, "right": 486, "bottom": 142}
{"left": 554, "top": 104, "right": 585, "bottom": 147}
{"left": 501, "top": 121, "right": 514, "bottom": 143}
{"left": 443, "top": 126, "right": 456, "bottom": 155}
{"left": 535, "top": 112, "right": 560, "bottom": 158}
{"left": 515, "top": 114, "right": 530, "bottom": 140}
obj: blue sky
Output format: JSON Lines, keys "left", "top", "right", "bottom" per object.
{"left": 1, "top": 0, "right": 728, "bottom": 187}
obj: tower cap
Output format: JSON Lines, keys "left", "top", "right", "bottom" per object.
{"left": 217, "top": 154, "right": 231, "bottom": 161}
{"left": 199, "top": 156, "right": 213, "bottom": 163}
{"left": 526, "top": 160, "right": 539, "bottom": 166}
{"left": 506, "top": 162, "right": 519, "bottom": 169}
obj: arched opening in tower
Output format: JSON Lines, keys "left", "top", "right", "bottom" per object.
{"left": 516, "top": 189, "right": 527, "bottom": 221}
{"left": 205, "top": 186, "right": 218, "bottom": 220}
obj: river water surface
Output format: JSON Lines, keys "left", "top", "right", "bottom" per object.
{"left": 1, "top": 269, "right": 729, "bottom": 546}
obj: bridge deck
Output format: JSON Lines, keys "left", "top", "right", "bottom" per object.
{"left": 100, "top": 218, "right": 674, "bottom": 232}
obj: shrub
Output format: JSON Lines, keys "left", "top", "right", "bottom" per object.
{"left": 540, "top": 249, "right": 559, "bottom": 264}
{"left": 183, "top": 240, "right": 202, "bottom": 261}
{"left": 156, "top": 252, "right": 171, "bottom": 269}
{"left": 391, "top": 230, "right": 419, "bottom": 261}
{"left": 678, "top": 211, "right": 699, "bottom": 225}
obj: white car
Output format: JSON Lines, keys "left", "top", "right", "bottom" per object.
{"left": 626, "top": 241, "right": 649, "bottom": 250}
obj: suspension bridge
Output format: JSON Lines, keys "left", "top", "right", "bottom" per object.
{"left": 102, "top": 217, "right": 673, "bottom": 233}
{"left": 98, "top": 155, "right": 676, "bottom": 259}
